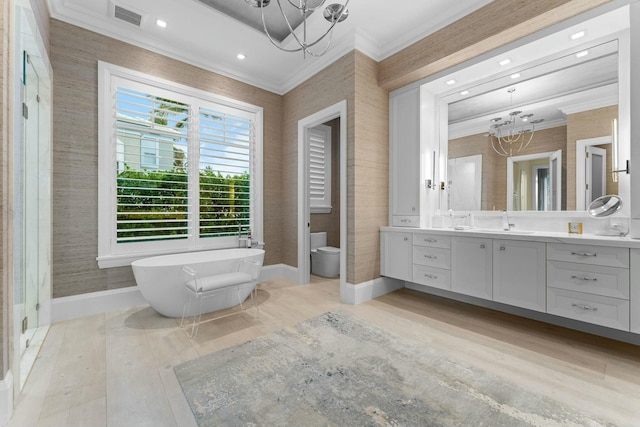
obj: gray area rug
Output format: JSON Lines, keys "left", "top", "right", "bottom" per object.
{"left": 174, "top": 311, "right": 614, "bottom": 426}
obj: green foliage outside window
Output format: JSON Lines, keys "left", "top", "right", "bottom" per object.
{"left": 116, "top": 167, "right": 250, "bottom": 242}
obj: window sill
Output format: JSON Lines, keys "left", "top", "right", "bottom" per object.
{"left": 97, "top": 244, "right": 237, "bottom": 269}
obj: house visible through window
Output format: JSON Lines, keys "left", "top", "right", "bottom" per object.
{"left": 98, "top": 62, "right": 263, "bottom": 267}
{"left": 140, "top": 139, "right": 160, "bottom": 170}
{"left": 309, "top": 124, "right": 332, "bottom": 213}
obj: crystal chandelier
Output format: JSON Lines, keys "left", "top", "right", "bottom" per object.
{"left": 489, "top": 88, "right": 544, "bottom": 157}
{"left": 245, "top": 0, "right": 350, "bottom": 58}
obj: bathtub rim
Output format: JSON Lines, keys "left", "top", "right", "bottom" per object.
{"left": 131, "top": 248, "right": 265, "bottom": 268}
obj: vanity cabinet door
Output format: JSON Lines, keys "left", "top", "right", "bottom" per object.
{"left": 390, "top": 88, "right": 420, "bottom": 226}
{"left": 493, "top": 240, "right": 546, "bottom": 312}
{"left": 631, "top": 249, "right": 640, "bottom": 334}
{"left": 380, "top": 230, "right": 412, "bottom": 281}
{"left": 451, "top": 237, "right": 493, "bottom": 299}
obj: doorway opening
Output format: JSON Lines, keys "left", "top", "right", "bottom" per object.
{"left": 297, "top": 101, "right": 347, "bottom": 291}
{"left": 576, "top": 136, "right": 613, "bottom": 210}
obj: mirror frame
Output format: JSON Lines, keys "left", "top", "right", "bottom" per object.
{"left": 417, "top": 5, "right": 631, "bottom": 217}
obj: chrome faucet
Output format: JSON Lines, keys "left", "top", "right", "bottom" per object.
{"left": 502, "top": 210, "right": 514, "bottom": 231}
{"left": 238, "top": 225, "right": 252, "bottom": 248}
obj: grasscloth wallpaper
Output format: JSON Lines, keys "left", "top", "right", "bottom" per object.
{"left": 50, "top": 21, "right": 388, "bottom": 296}
{"left": 50, "top": 19, "right": 283, "bottom": 298}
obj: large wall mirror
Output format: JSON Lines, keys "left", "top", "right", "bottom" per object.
{"left": 427, "top": 5, "right": 630, "bottom": 214}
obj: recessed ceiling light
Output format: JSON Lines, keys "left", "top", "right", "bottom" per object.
{"left": 576, "top": 50, "right": 589, "bottom": 58}
{"left": 446, "top": 79, "right": 456, "bottom": 85}
{"left": 499, "top": 59, "right": 511, "bottom": 66}
{"left": 571, "top": 30, "right": 586, "bottom": 40}
{"left": 156, "top": 19, "right": 167, "bottom": 28}
{"left": 460, "top": 90, "right": 470, "bottom": 96}
{"left": 510, "top": 73, "right": 521, "bottom": 79}
{"left": 237, "top": 53, "right": 246, "bottom": 60}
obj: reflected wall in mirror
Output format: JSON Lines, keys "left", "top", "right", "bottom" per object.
{"left": 445, "top": 34, "right": 621, "bottom": 212}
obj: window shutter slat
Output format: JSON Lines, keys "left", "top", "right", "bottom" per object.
{"left": 198, "top": 107, "right": 253, "bottom": 239}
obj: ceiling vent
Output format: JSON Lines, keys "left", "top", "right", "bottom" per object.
{"left": 114, "top": 5, "right": 142, "bottom": 27}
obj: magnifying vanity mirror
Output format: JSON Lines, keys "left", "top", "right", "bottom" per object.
{"left": 588, "top": 194, "right": 623, "bottom": 218}
{"left": 433, "top": 5, "right": 630, "bottom": 215}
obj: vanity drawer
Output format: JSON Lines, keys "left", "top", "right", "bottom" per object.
{"left": 413, "top": 246, "right": 450, "bottom": 269}
{"left": 547, "top": 243, "right": 629, "bottom": 268}
{"left": 413, "top": 233, "right": 451, "bottom": 249}
{"left": 392, "top": 215, "right": 420, "bottom": 227}
{"left": 413, "top": 264, "right": 451, "bottom": 290}
{"left": 547, "top": 288, "right": 629, "bottom": 331}
{"left": 547, "top": 260, "right": 629, "bottom": 299}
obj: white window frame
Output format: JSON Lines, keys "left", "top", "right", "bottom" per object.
{"left": 308, "top": 124, "right": 332, "bottom": 214}
{"left": 97, "top": 61, "right": 263, "bottom": 268}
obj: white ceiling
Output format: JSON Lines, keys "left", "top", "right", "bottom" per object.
{"left": 46, "top": 0, "right": 493, "bottom": 94}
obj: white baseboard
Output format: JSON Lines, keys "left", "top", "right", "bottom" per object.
{"left": 52, "top": 287, "right": 147, "bottom": 323}
{"left": 51, "top": 264, "right": 299, "bottom": 323}
{"left": 0, "top": 370, "right": 13, "bottom": 427}
{"left": 341, "top": 276, "right": 404, "bottom": 305}
{"left": 50, "top": 266, "right": 398, "bottom": 323}
{"left": 259, "top": 263, "right": 300, "bottom": 284}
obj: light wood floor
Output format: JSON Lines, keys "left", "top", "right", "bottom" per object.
{"left": 8, "top": 277, "right": 640, "bottom": 427}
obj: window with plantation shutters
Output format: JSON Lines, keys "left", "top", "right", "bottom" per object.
{"left": 308, "top": 124, "right": 332, "bottom": 214}
{"left": 98, "top": 62, "right": 263, "bottom": 268}
{"left": 198, "top": 106, "right": 253, "bottom": 239}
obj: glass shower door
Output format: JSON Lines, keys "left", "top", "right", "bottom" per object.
{"left": 20, "top": 50, "right": 40, "bottom": 354}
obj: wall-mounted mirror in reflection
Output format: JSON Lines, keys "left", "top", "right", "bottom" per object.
{"left": 446, "top": 36, "right": 620, "bottom": 212}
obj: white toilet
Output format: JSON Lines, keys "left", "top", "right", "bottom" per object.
{"left": 310, "top": 232, "right": 340, "bottom": 278}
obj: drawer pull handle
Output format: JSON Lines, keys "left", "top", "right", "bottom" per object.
{"left": 480, "top": 244, "right": 486, "bottom": 249}
{"left": 424, "top": 255, "right": 437, "bottom": 259}
{"left": 424, "top": 274, "right": 438, "bottom": 279}
{"left": 500, "top": 246, "right": 506, "bottom": 251}
{"left": 404, "top": 237, "right": 408, "bottom": 241}
{"left": 571, "top": 251, "right": 597, "bottom": 257}
{"left": 572, "top": 303, "right": 598, "bottom": 312}
{"left": 570, "top": 275, "right": 598, "bottom": 282}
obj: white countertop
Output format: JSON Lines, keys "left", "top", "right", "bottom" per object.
{"left": 381, "top": 226, "right": 640, "bottom": 249}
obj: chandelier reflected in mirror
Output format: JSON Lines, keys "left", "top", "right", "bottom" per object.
{"left": 489, "top": 88, "right": 544, "bottom": 157}
{"left": 245, "top": 0, "right": 350, "bottom": 58}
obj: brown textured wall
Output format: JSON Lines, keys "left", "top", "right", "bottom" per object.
{"left": 50, "top": 19, "right": 283, "bottom": 298}
{"left": 352, "top": 52, "right": 389, "bottom": 284}
{"left": 378, "top": 0, "right": 614, "bottom": 91}
{"left": 281, "top": 51, "right": 388, "bottom": 284}
{"left": 566, "top": 106, "right": 619, "bottom": 210}
{"left": 281, "top": 53, "right": 356, "bottom": 271}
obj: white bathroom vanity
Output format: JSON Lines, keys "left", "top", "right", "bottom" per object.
{"left": 381, "top": 226, "right": 640, "bottom": 343}
{"left": 382, "top": 3, "right": 640, "bottom": 344}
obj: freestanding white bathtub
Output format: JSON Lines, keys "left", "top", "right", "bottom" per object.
{"left": 131, "top": 248, "right": 265, "bottom": 318}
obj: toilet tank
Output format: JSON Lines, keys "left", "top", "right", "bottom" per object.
{"left": 310, "top": 232, "right": 327, "bottom": 250}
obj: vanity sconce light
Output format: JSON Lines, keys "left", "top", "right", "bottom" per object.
{"left": 611, "top": 118, "right": 629, "bottom": 182}
{"left": 612, "top": 160, "right": 630, "bottom": 179}
{"left": 425, "top": 150, "right": 437, "bottom": 190}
